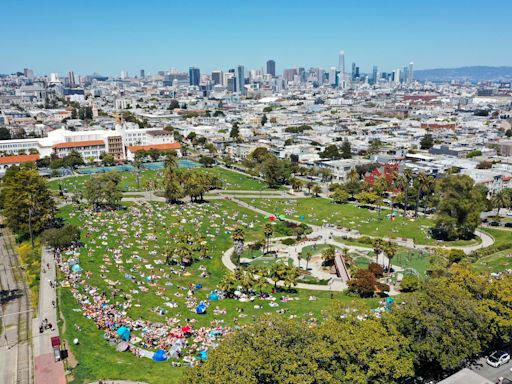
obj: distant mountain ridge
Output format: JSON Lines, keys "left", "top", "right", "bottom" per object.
{"left": 414, "top": 66, "right": 512, "bottom": 82}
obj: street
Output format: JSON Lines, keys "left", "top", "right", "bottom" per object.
{"left": 472, "top": 356, "right": 512, "bottom": 383}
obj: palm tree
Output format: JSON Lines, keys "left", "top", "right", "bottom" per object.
{"left": 198, "top": 236, "right": 209, "bottom": 259}
{"left": 372, "top": 238, "right": 385, "bottom": 264}
{"left": 384, "top": 241, "right": 398, "bottom": 271}
{"left": 254, "top": 275, "right": 267, "bottom": 294}
{"left": 312, "top": 184, "right": 322, "bottom": 197}
{"left": 219, "top": 272, "right": 237, "bottom": 297}
{"left": 306, "top": 181, "right": 315, "bottom": 194}
{"left": 290, "top": 177, "right": 304, "bottom": 192}
{"left": 347, "top": 168, "right": 359, "bottom": 183}
{"left": 164, "top": 152, "right": 178, "bottom": 169}
{"left": 232, "top": 226, "right": 245, "bottom": 266}
{"left": 373, "top": 177, "right": 388, "bottom": 220}
{"left": 268, "top": 262, "right": 287, "bottom": 289}
{"left": 145, "top": 179, "right": 160, "bottom": 201}
{"left": 395, "top": 175, "right": 409, "bottom": 218}
{"left": 492, "top": 189, "right": 510, "bottom": 216}
{"left": 402, "top": 168, "right": 413, "bottom": 218}
{"left": 414, "top": 172, "right": 433, "bottom": 218}
{"left": 263, "top": 223, "right": 274, "bottom": 254}
{"left": 305, "top": 251, "right": 312, "bottom": 270}
{"left": 133, "top": 158, "right": 143, "bottom": 190}
{"left": 321, "top": 245, "right": 336, "bottom": 266}
{"left": 283, "top": 267, "right": 300, "bottom": 290}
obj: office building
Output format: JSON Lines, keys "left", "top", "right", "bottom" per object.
{"left": 24, "top": 68, "right": 34, "bottom": 79}
{"left": 372, "top": 66, "right": 378, "bottom": 85}
{"left": 236, "top": 65, "right": 245, "bottom": 94}
{"left": 140, "top": 69, "right": 145, "bottom": 79}
{"left": 408, "top": 62, "right": 414, "bottom": 84}
{"left": 329, "top": 67, "right": 337, "bottom": 86}
{"left": 120, "top": 70, "right": 128, "bottom": 79}
{"left": 68, "top": 71, "right": 76, "bottom": 87}
{"left": 338, "top": 50, "right": 345, "bottom": 87}
{"left": 211, "top": 70, "right": 223, "bottom": 86}
{"left": 189, "top": 67, "right": 200, "bottom": 86}
{"left": 227, "top": 76, "right": 237, "bottom": 92}
{"left": 266, "top": 60, "right": 276, "bottom": 77}
{"left": 393, "top": 68, "right": 401, "bottom": 84}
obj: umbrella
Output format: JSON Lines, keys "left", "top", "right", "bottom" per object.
{"left": 182, "top": 326, "right": 192, "bottom": 333}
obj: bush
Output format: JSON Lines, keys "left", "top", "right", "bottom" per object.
{"left": 368, "top": 262, "right": 384, "bottom": 278}
{"left": 400, "top": 275, "right": 420, "bottom": 292}
{"left": 281, "top": 238, "right": 296, "bottom": 246}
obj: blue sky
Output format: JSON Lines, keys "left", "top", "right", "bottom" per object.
{"left": 1, "top": 0, "right": 511, "bottom": 76}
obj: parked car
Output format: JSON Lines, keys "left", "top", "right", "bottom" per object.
{"left": 486, "top": 350, "right": 510, "bottom": 367}
{"left": 489, "top": 221, "right": 501, "bottom": 227}
{"left": 505, "top": 222, "right": 512, "bottom": 228}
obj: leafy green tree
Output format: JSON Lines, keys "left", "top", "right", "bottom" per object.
{"left": 229, "top": 124, "right": 240, "bottom": 140}
{"left": 341, "top": 139, "right": 352, "bottom": 159}
{"left": 312, "top": 183, "right": 322, "bottom": 197}
{"left": 168, "top": 99, "right": 180, "bottom": 110}
{"left": 199, "top": 156, "right": 215, "bottom": 167}
{"left": 83, "top": 172, "right": 123, "bottom": 209}
{"left": 368, "top": 138, "right": 383, "bottom": 154}
{"left": 320, "top": 144, "right": 341, "bottom": 160}
{"left": 432, "top": 175, "right": 484, "bottom": 240}
{"left": 420, "top": 133, "right": 434, "bottom": 149}
{"left": 389, "top": 279, "right": 494, "bottom": 373}
{"left": 0, "top": 127, "right": 11, "bottom": 140}
{"left": 261, "top": 155, "right": 291, "bottom": 188}
{"left": 261, "top": 113, "right": 267, "bottom": 126}
{"left": 41, "top": 224, "right": 80, "bottom": 251}
{"left": 413, "top": 171, "right": 434, "bottom": 218}
{"left": 2, "top": 168, "right": 56, "bottom": 246}
{"left": 100, "top": 153, "right": 115, "bottom": 166}
{"left": 399, "top": 275, "right": 420, "bottom": 292}
{"left": 331, "top": 186, "right": 349, "bottom": 204}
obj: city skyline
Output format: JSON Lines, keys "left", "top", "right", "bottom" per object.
{"left": 1, "top": 0, "right": 511, "bottom": 75}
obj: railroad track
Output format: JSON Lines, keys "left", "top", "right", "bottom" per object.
{"left": 0, "top": 228, "right": 32, "bottom": 384}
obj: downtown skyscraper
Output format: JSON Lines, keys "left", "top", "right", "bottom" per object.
{"left": 338, "top": 50, "right": 345, "bottom": 88}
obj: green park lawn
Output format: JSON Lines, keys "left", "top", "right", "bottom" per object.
{"left": 472, "top": 228, "right": 512, "bottom": 273}
{"left": 239, "top": 197, "right": 454, "bottom": 246}
{"left": 48, "top": 166, "right": 268, "bottom": 193}
{"left": 56, "top": 200, "right": 371, "bottom": 384}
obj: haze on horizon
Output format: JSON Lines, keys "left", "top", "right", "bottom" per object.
{"left": 1, "top": 0, "right": 511, "bottom": 76}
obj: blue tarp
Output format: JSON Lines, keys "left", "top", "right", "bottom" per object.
{"left": 197, "top": 350, "right": 208, "bottom": 361}
{"left": 208, "top": 293, "right": 219, "bottom": 301}
{"left": 72, "top": 264, "right": 82, "bottom": 273}
{"left": 196, "top": 303, "right": 207, "bottom": 314}
{"left": 153, "top": 349, "right": 167, "bottom": 362}
{"left": 116, "top": 326, "right": 130, "bottom": 341}
{"left": 195, "top": 284, "right": 203, "bottom": 289}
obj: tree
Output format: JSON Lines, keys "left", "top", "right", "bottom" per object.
{"left": 432, "top": 175, "right": 484, "bottom": 240}
{"left": 400, "top": 275, "right": 420, "bottom": 292}
{"left": 0, "top": 127, "right": 11, "bottom": 140}
{"left": 396, "top": 168, "right": 413, "bottom": 218}
{"left": 290, "top": 177, "right": 304, "bottom": 192}
{"left": 384, "top": 241, "right": 398, "bottom": 270}
{"left": 62, "top": 150, "right": 84, "bottom": 168}
{"left": 99, "top": 152, "right": 115, "bottom": 166}
{"left": 263, "top": 223, "right": 273, "bottom": 254}
{"left": 330, "top": 186, "right": 349, "bottom": 204}
{"left": 413, "top": 172, "right": 433, "bottom": 218}
{"left": 261, "top": 155, "right": 291, "bottom": 188}
{"left": 2, "top": 168, "right": 56, "bottom": 246}
{"left": 340, "top": 139, "right": 352, "bottom": 159}
{"left": 312, "top": 184, "right": 322, "bottom": 197}
{"left": 368, "top": 138, "right": 383, "bottom": 154}
{"left": 163, "top": 167, "right": 184, "bottom": 203}
{"left": 83, "top": 172, "right": 123, "bottom": 209}
{"left": 232, "top": 226, "right": 245, "bottom": 266}
{"left": 321, "top": 245, "right": 336, "bottom": 266}
{"left": 229, "top": 122, "right": 240, "bottom": 140}
{"left": 372, "top": 238, "right": 385, "bottom": 264}
{"left": 491, "top": 189, "right": 511, "bottom": 216}
{"left": 348, "top": 268, "right": 389, "bottom": 297}
{"left": 199, "top": 156, "right": 215, "bottom": 167}
{"left": 420, "top": 133, "right": 434, "bottom": 149}
{"left": 41, "top": 224, "right": 80, "bottom": 251}
{"left": 476, "top": 160, "right": 492, "bottom": 169}
{"left": 261, "top": 113, "right": 267, "bottom": 126}
{"left": 133, "top": 158, "right": 143, "bottom": 189}
{"left": 390, "top": 280, "right": 494, "bottom": 373}
{"left": 305, "top": 251, "right": 312, "bottom": 270}
{"left": 320, "top": 144, "right": 341, "bottom": 160}
{"left": 168, "top": 99, "right": 180, "bottom": 110}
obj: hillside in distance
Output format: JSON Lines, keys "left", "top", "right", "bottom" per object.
{"left": 414, "top": 66, "right": 512, "bottom": 82}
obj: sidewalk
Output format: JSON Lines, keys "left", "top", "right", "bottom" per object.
{"left": 32, "top": 247, "right": 66, "bottom": 384}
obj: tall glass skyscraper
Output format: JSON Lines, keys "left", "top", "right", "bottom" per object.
{"left": 188, "top": 67, "right": 200, "bottom": 86}
{"left": 266, "top": 60, "right": 276, "bottom": 77}
{"left": 236, "top": 65, "right": 245, "bottom": 95}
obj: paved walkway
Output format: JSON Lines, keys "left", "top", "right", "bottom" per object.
{"left": 32, "top": 247, "right": 65, "bottom": 384}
